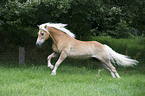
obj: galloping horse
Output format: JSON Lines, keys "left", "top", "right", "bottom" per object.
{"left": 36, "top": 23, "right": 138, "bottom": 78}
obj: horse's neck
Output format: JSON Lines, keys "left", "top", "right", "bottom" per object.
{"left": 49, "top": 27, "right": 68, "bottom": 44}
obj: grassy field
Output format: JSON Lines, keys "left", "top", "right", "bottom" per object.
{"left": 0, "top": 61, "right": 144, "bottom": 96}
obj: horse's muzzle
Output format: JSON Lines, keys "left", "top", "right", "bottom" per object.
{"left": 36, "top": 42, "right": 42, "bottom": 47}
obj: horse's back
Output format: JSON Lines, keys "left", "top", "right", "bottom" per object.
{"left": 66, "top": 39, "right": 104, "bottom": 58}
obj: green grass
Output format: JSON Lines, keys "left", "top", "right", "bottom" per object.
{"left": 0, "top": 61, "right": 144, "bottom": 96}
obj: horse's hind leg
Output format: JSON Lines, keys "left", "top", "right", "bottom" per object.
{"left": 94, "top": 56, "right": 120, "bottom": 78}
{"left": 102, "top": 64, "right": 115, "bottom": 78}
{"left": 105, "top": 61, "right": 121, "bottom": 78}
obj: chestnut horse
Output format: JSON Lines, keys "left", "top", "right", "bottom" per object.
{"left": 36, "top": 23, "right": 138, "bottom": 78}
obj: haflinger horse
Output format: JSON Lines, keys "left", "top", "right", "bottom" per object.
{"left": 36, "top": 23, "right": 138, "bottom": 78}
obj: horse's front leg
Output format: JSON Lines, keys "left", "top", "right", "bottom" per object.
{"left": 51, "top": 51, "right": 67, "bottom": 75}
{"left": 47, "top": 52, "right": 58, "bottom": 69}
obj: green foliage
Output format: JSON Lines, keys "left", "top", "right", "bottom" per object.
{"left": 0, "top": 1, "right": 38, "bottom": 46}
{"left": 115, "top": 19, "right": 132, "bottom": 38}
{"left": 0, "top": 0, "right": 8, "bottom": 3}
{"left": 1, "top": 1, "right": 37, "bottom": 26}
{"left": 35, "top": 0, "right": 72, "bottom": 24}
{"left": 0, "top": 0, "right": 144, "bottom": 48}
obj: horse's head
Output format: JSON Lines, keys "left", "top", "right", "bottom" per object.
{"left": 36, "top": 25, "right": 50, "bottom": 47}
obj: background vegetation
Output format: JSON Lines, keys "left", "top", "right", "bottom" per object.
{"left": 0, "top": 0, "right": 144, "bottom": 59}
{"left": 0, "top": 1, "right": 145, "bottom": 96}
{"left": 0, "top": 0, "right": 145, "bottom": 49}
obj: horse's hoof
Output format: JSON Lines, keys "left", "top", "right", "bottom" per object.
{"left": 51, "top": 72, "right": 56, "bottom": 75}
{"left": 50, "top": 66, "right": 54, "bottom": 70}
{"left": 48, "top": 65, "right": 54, "bottom": 70}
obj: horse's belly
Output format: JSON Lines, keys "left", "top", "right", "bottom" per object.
{"left": 68, "top": 50, "right": 93, "bottom": 59}
{"left": 68, "top": 55, "right": 91, "bottom": 59}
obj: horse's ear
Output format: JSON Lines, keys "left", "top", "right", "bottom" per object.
{"left": 37, "top": 25, "right": 40, "bottom": 27}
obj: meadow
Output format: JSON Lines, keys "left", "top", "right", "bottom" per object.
{"left": 0, "top": 37, "right": 145, "bottom": 96}
{"left": 0, "top": 60, "right": 144, "bottom": 96}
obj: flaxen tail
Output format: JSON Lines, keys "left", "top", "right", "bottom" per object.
{"left": 104, "top": 45, "right": 139, "bottom": 67}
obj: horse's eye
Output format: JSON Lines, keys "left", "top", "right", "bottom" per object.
{"left": 41, "top": 33, "right": 44, "bottom": 36}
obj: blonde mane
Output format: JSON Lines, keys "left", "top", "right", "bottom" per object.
{"left": 39, "top": 23, "right": 75, "bottom": 38}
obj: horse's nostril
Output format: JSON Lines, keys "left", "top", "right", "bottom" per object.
{"left": 36, "top": 42, "right": 42, "bottom": 47}
{"left": 36, "top": 43, "right": 39, "bottom": 47}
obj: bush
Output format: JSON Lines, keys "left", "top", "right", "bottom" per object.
{"left": 0, "top": 1, "right": 37, "bottom": 26}
{"left": 0, "top": 0, "right": 144, "bottom": 50}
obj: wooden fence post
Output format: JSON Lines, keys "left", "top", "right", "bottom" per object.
{"left": 19, "top": 47, "right": 25, "bottom": 66}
